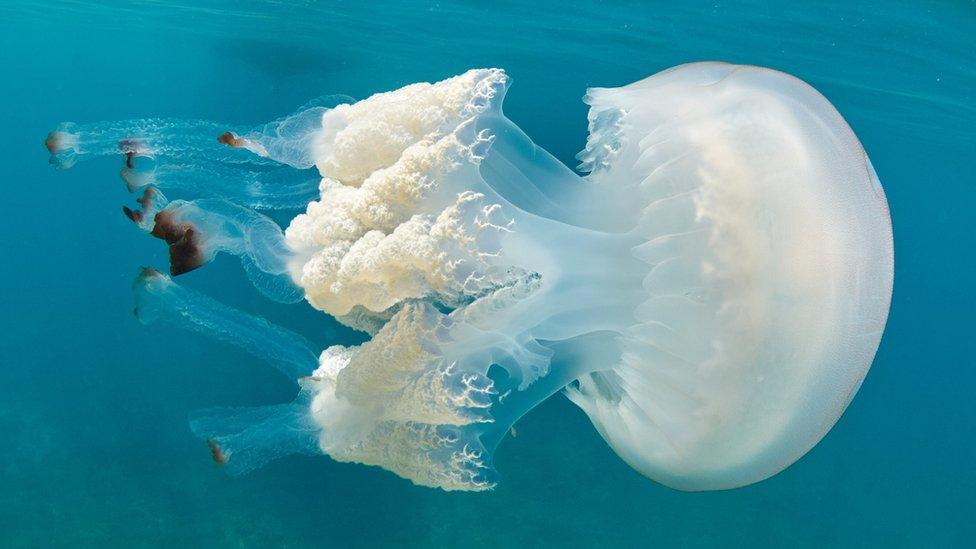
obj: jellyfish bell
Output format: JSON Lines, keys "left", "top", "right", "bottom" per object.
{"left": 564, "top": 62, "right": 894, "bottom": 490}
{"left": 50, "top": 62, "right": 892, "bottom": 492}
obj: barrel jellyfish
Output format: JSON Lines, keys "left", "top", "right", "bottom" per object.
{"left": 46, "top": 62, "right": 893, "bottom": 491}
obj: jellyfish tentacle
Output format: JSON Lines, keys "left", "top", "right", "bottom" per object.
{"left": 45, "top": 103, "right": 338, "bottom": 209}
{"left": 215, "top": 94, "right": 353, "bottom": 169}
{"left": 240, "top": 254, "right": 304, "bottom": 304}
{"left": 134, "top": 270, "right": 323, "bottom": 473}
{"left": 133, "top": 268, "right": 317, "bottom": 379}
{"left": 122, "top": 187, "right": 169, "bottom": 230}
{"left": 230, "top": 106, "right": 325, "bottom": 169}
{"left": 130, "top": 198, "right": 302, "bottom": 303}
{"left": 43, "top": 109, "right": 341, "bottom": 169}
{"left": 123, "top": 161, "right": 321, "bottom": 211}
{"left": 44, "top": 119, "right": 278, "bottom": 170}
{"left": 189, "top": 397, "right": 320, "bottom": 475}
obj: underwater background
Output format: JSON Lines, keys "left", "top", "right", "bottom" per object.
{"left": 0, "top": 0, "right": 973, "bottom": 546}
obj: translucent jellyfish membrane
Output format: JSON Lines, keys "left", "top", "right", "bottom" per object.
{"left": 49, "top": 63, "right": 893, "bottom": 491}
{"left": 45, "top": 94, "right": 352, "bottom": 210}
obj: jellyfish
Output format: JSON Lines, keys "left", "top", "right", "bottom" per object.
{"left": 49, "top": 63, "right": 893, "bottom": 491}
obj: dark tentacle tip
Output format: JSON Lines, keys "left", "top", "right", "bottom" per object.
{"left": 123, "top": 187, "right": 165, "bottom": 230}
{"left": 217, "top": 131, "right": 246, "bottom": 148}
{"left": 44, "top": 132, "right": 59, "bottom": 153}
{"left": 150, "top": 211, "right": 206, "bottom": 276}
{"left": 207, "top": 439, "right": 227, "bottom": 465}
{"left": 122, "top": 205, "right": 143, "bottom": 224}
{"left": 168, "top": 226, "right": 205, "bottom": 275}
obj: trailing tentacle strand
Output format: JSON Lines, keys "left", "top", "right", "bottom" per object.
{"left": 133, "top": 268, "right": 317, "bottom": 379}
{"left": 129, "top": 198, "right": 302, "bottom": 303}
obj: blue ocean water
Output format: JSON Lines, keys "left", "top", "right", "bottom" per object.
{"left": 0, "top": 0, "right": 973, "bottom": 546}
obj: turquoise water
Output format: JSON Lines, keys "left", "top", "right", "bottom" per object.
{"left": 1, "top": 1, "right": 973, "bottom": 546}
